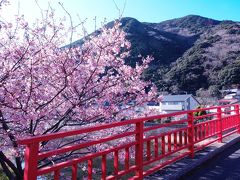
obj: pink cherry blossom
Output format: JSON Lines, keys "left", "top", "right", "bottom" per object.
{"left": 0, "top": 2, "right": 159, "bottom": 179}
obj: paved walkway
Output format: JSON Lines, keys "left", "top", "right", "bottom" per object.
{"left": 144, "top": 134, "right": 240, "bottom": 180}
{"left": 180, "top": 142, "right": 240, "bottom": 180}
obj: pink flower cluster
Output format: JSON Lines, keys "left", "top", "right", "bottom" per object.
{"left": 0, "top": 4, "right": 159, "bottom": 167}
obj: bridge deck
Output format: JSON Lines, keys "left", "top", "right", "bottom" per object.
{"left": 145, "top": 134, "right": 240, "bottom": 180}
{"left": 183, "top": 139, "right": 240, "bottom": 180}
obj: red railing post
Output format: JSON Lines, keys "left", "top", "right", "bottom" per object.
{"left": 217, "top": 107, "right": 222, "bottom": 142}
{"left": 187, "top": 112, "right": 194, "bottom": 158}
{"left": 135, "top": 121, "right": 144, "bottom": 179}
{"left": 23, "top": 143, "right": 39, "bottom": 180}
{"left": 235, "top": 104, "right": 240, "bottom": 133}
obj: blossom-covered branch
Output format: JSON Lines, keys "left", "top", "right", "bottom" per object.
{"left": 0, "top": 2, "right": 158, "bottom": 179}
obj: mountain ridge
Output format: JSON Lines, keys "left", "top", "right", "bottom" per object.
{"left": 72, "top": 15, "right": 240, "bottom": 96}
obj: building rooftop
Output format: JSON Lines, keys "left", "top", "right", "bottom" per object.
{"left": 162, "top": 94, "right": 193, "bottom": 102}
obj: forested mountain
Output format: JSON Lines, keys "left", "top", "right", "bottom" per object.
{"left": 74, "top": 15, "right": 240, "bottom": 95}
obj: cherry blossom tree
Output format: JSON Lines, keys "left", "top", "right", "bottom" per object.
{"left": 0, "top": 1, "right": 158, "bottom": 179}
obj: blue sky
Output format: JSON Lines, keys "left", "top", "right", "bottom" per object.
{"left": 60, "top": 0, "right": 240, "bottom": 23}
{"left": 1, "top": 0, "right": 240, "bottom": 38}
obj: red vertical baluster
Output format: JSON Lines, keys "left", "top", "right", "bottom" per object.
{"left": 214, "top": 120, "right": 216, "bottom": 135}
{"left": 154, "top": 138, "right": 158, "bottom": 158}
{"left": 194, "top": 125, "right": 197, "bottom": 142}
{"left": 179, "top": 131, "right": 182, "bottom": 146}
{"left": 161, "top": 136, "right": 165, "bottom": 155}
{"left": 203, "top": 123, "right": 206, "bottom": 139}
{"left": 184, "top": 130, "right": 187, "bottom": 145}
{"left": 202, "top": 124, "right": 205, "bottom": 139}
{"left": 230, "top": 116, "right": 231, "bottom": 127}
{"left": 135, "top": 121, "right": 143, "bottom": 179}
{"left": 217, "top": 107, "right": 222, "bottom": 142}
{"left": 235, "top": 104, "right": 240, "bottom": 133}
{"left": 224, "top": 117, "right": 226, "bottom": 131}
{"left": 102, "top": 155, "right": 106, "bottom": 180}
{"left": 208, "top": 122, "right": 211, "bottom": 137}
{"left": 236, "top": 109, "right": 238, "bottom": 126}
{"left": 199, "top": 124, "right": 202, "bottom": 140}
{"left": 196, "top": 125, "right": 199, "bottom": 140}
{"left": 214, "top": 120, "right": 216, "bottom": 134}
{"left": 206, "top": 122, "right": 209, "bottom": 137}
{"left": 212, "top": 121, "right": 215, "bottom": 135}
{"left": 222, "top": 118, "right": 225, "bottom": 130}
{"left": 215, "top": 120, "right": 217, "bottom": 134}
{"left": 23, "top": 143, "right": 39, "bottom": 180}
{"left": 125, "top": 147, "right": 129, "bottom": 170}
{"left": 209, "top": 121, "right": 211, "bottom": 136}
{"left": 147, "top": 140, "right": 151, "bottom": 161}
{"left": 114, "top": 151, "right": 119, "bottom": 175}
{"left": 227, "top": 117, "right": 228, "bottom": 129}
{"left": 210, "top": 121, "right": 212, "bottom": 135}
{"left": 174, "top": 132, "right": 177, "bottom": 150}
{"left": 168, "top": 134, "right": 171, "bottom": 152}
{"left": 233, "top": 114, "right": 235, "bottom": 126}
{"left": 225, "top": 117, "right": 227, "bottom": 129}
{"left": 188, "top": 112, "right": 194, "bottom": 158}
{"left": 200, "top": 124, "right": 202, "bottom": 140}
{"left": 54, "top": 170, "right": 60, "bottom": 180}
{"left": 72, "top": 164, "right": 77, "bottom": 180}
{"left": 88, "top": 159, "right": 93, "bottom": 180}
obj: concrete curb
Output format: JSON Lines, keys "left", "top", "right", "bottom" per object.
{"left": 144, "top": 134, "right": 240, "bottom": 180}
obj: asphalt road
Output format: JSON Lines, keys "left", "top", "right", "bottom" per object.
{"left": 180, "top": 142, "right": 240, "bottom": 180}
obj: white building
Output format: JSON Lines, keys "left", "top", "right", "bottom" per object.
{"left": 160, "top": 94, "right": 200, "bottom": 114}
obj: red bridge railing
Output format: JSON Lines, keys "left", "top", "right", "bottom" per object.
{"left": 18, "top": 104, "right": 240, "bottom": 180}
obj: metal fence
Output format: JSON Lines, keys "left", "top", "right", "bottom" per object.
{"left": 18, "top": 104, "right": 240, "bottom": 180}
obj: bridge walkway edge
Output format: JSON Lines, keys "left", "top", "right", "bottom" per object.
{"left": 144, "top": 134, "right": 240, "bottom": 180}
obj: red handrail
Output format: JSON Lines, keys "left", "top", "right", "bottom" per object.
{"left": 18, "top": 104, "right": 240, "bottom": 180}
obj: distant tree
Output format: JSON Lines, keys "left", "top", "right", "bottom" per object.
{"left": 218, "top": 60, "right": 240, "bottom": 86}
{"left": 196, "top": 88, "right": 219, "bottom": 105}
{"left": 208, "top": 85, "right": 221, "bottom": 97}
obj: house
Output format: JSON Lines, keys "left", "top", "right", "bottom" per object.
{"left": 160, "top": 94, "right": 200, "bottom": 113}
{"left": 219, "top": 87, "right": 240, "bottom": 105}
{"left": 218, "top": 98, "right": 238, "bottom": 105}
{"left": 220, "top": 88, "right": 238, "bottom": 94}
{"left": 146, "top": 101, "right": 161, "bottom": 112}
{"left": 217, "top": 88, "right": 240, "bottom": 114}
{"left": 218, "top": 89, "right": 240, "bottom": 105}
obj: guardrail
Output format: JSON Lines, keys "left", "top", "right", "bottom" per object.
{"left": 18, "top": 104, "right": 240, "bottom": 180}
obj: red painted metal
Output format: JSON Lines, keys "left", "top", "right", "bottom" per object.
{"left": 235, "top": 104, "right": 240, "bottom": 134}
{"left": 114, "top": 151, "right": 119, "bottom": 175}
{"left": 125, "top": 147, "right": 130, "bottom": 170}
{"left": 154, "top": 138, "right": 158, "bottom": 158}
{"left": 102, "top": 154, "right": 107, "bottom": 180}
{"left": 135, "top": 121, "right": 144, "bottom": 179}
{"left": 161, "top": 136, "right": 166, "bottom": 156}
{"left": 217, "top": 107, "right": 223, "bottom": 142}
{"left": 23, "top": 143, "right": 39, "bottom": 180}
{"left": 187, "top": 112, "right": 194, "bottom": 158}
{"left": 18, "top": 104, "right": 240, "bottom": 180}
{"left": 146, "top": 140, "right": 151, "bottom": 161}
{"left": 72, "top": 164, "right": 77, "bottom": 180}
{"left": 174, "top": 132, "right": 177, "bottom": 150}
{"left": 54, "top": 169, "right": 60, "bottom": 180}
{"left": 167, "top": 134, "right": 171, "bottom": 153}
{"left": 88, "top": 159, "right": 93, "bottom": 180}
